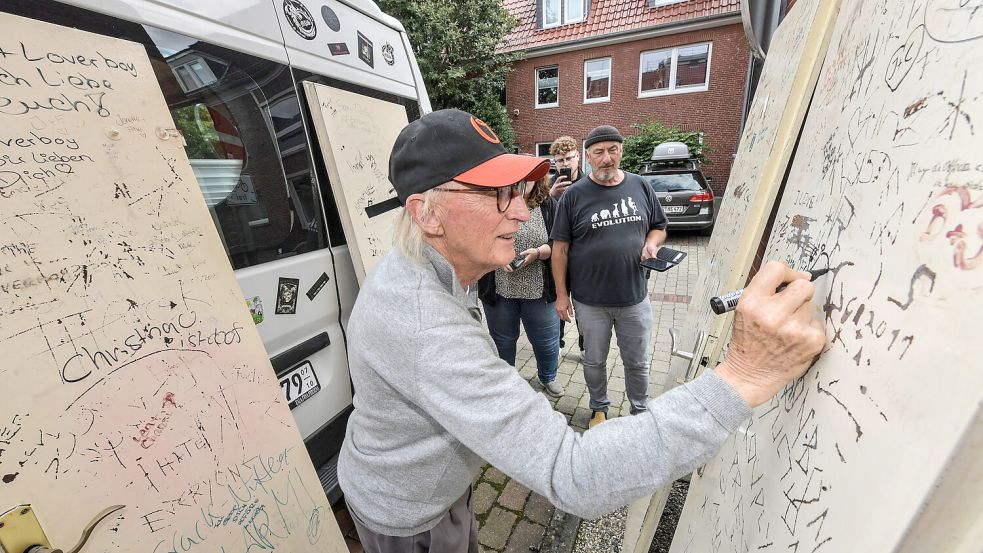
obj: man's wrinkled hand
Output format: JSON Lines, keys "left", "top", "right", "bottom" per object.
{"left": 715, "top": 261, "right": 827, "bottom": 407}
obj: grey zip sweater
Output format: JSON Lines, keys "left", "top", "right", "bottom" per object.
{"left": 337, "top": 245, "right": 751, "bottom": 537}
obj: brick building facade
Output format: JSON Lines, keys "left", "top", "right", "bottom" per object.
{"left": 499, "top": 0, "right": 750, "bottom": 195}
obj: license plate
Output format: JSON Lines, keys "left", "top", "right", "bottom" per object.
{"left": 279, "top": 361, "right": 321, "bottom": 409}
{"left": 663, "top": 206, "right": 686, "bottom": 214}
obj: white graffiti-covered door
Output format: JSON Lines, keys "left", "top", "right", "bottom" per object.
{"left": 0, "top": 12, "right": 346, "bottom": 553}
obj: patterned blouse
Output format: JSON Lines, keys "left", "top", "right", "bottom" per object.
{"left": 495, "top": 207, "right": 547, "bottom": 300}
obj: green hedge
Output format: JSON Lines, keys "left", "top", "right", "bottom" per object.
{"left": 620, "top": 119, "right": 711, "bottom": 173}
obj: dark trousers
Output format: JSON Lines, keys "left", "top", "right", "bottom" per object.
{"left": 351, "top": 488, "right": 478, "bottom": 553}
{"left": 559, "top": 319, "right": 585, "bottom": 350}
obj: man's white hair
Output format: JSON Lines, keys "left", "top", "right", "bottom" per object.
{"left": 393, "top": 188, "right": 443, "bottom": 261}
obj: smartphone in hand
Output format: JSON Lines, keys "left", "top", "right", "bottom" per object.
{"left": 551, "top": 168, "right": 574, "bottom": 199}
{"left": 509, "top": 255, "right": 527, "bottom": 270}
{"left": 639, "top": 247, "right": 687, "bottom": 272}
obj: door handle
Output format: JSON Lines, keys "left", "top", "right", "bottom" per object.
{"left": 669, "top": 328, "right": 708, "bottom": 384}
{"left": 271, "top": 331, "right": 331, "bottom": 377}
{"left": 0, "top": 504, "right": 124, "bottom": 553}
{"left": 669, "top": 328, "right": 694, "bottom": 361}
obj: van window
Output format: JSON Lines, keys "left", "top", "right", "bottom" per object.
{"left": 1, "top": 1, "right": 329, "bottom": 270}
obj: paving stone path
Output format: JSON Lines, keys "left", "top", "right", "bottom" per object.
{"left": 473, "top": 233, "right": 710, "bottom": 553}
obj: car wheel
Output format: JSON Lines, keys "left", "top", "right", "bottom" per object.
{"left": 699, "top": 224, "right": 714, "bottom": 236}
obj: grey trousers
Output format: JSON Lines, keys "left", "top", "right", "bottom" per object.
{"left": 350, "top": 488, "right": 478, "bottom": 553}
{"left": 572, "top": 298, "right": 652, "bottom": 414}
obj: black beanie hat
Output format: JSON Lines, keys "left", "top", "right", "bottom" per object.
{"left": 583, "top": 125, "right": 624, "bottom": 149}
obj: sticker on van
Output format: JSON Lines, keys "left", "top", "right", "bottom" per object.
{"left": 283, "top": 0, "right": 317, "bottom": 40}
{"left": 246, "top": 296, "right": 264, "bottom": 324}
{"left": 321, "top": 5, "right": 341, "bottom": 32}
{"left": 328, "top": 42, "right": 350, "bottom": 56}
{"left": 382, "top": 43, "right": 395, "bottom": 66}
{"left": 276, "top": 277, "right": 300, "bottom": 314}
{"left": 307, "top": 272, "right": 331, "bottom": 300}
{"left": 357, "top": 31, "right": 373, "bottom": 67}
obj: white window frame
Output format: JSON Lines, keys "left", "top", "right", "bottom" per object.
{"left": 171, "top": 56, "right": 218, "bottom": 93}
{"left": 638, "top": 42, "right": 712, "bottom": 98}
{"left": 535, "top": 142, "right": 553, "bottom": 158}
{"left": 535, "top": 65, "right": 560, "bottom": 109}
{"left": 583, "top": 57, "right": 611, "bottom": 104}
{"left": 542, "top": 0, "right": 561, "bottom": 28}
{"left": 563, "top": 0, "right": 586, "bottom": 25}
{"left": 648, "top": 0, "right": 688, "bottom": 7}
{"left": 542, "top": 0, "right": 587, "bottom": 29}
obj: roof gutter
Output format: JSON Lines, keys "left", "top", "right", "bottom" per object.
{"left": 510, "top": 11, "right": 741, "bottom": 59}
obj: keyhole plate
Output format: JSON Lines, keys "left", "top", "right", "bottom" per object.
{"left": 0, "top": 505, "right": 53, "bottom": 553}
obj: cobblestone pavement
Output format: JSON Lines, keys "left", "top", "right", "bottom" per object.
{"left": 473, "top": 232, "right": 710, "bottom": 553}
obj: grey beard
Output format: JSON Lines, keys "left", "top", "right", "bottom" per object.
{"left": 596, "top": 168, "right": 617, "bottom": 181}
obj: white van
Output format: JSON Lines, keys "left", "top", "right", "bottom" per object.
{"left": 1, "top": 0, "right": 430, "bottom": 503}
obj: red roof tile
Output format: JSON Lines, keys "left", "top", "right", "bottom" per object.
{"left": 498, "top": 0, "right": 741, "bottom": 53}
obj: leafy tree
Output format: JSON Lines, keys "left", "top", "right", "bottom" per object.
{"left": 172, "top": 104, "right": 221, "bottom": 159}
{"left": 621, "top": 119, "right": 711, "bottom": 173}
{"left": 378, "top": 0, "right": 520, "bottom": 149}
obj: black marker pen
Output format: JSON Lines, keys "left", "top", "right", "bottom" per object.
{"left": 710, "top": 268, "right": 830, "bottom": 315}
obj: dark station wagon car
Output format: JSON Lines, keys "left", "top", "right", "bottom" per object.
{"left": 641, "top": 142, "right": 715, "bottom": 235}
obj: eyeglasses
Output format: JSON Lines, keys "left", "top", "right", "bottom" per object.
{"left": 554, "top": 153, "right": 579, "bottom": 165}
{"left": 435, "top": 181, "right": 528, "bottom": 212}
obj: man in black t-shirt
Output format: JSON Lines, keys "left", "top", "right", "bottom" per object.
{"left": 550, "top": 125, "right": 667, "bottom": 428}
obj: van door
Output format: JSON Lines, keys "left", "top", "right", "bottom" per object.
{"left": 0, "top": 0, "right": 356, "bottom": 496}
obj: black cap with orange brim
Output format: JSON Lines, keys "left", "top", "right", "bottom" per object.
{"left": 365, "top": 109, "right": 551, "bottom": 218}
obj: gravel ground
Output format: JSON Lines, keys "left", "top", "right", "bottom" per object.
{"left": 647, "top": 480, "right": 689, "bottom": 553}
{"left": 567, "top": 478, "right": 689, "bottom": 553}
{"left": 573, "top": 506, "right": 628, "bottom": 553}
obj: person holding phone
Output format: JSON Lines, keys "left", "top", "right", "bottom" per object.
{"left": 478, "top": 176, "right": 563, "bottom": 397}
{"left": 549, "top": 136, "right": 585, "bottom": 351}
{"left": 551, "top": 125, "right": 668, "bottom": 428}
{"left": 549, "top": 136, "right": 581, "bottom": 199}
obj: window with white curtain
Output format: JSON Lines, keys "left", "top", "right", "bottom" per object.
{"left": 584, "top": 57, "right": 611, "bottom": 103}
{"left": 648, "top": 0, "right": 687, "bottom": 7}
{"left": 541, "top": 0, "right": 587, "bottom": 28}
{"left": 639, "top": 42, "right": 711, "bottom": 97}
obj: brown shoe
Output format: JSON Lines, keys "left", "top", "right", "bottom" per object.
{"left": 588, "top": 410, "right": 607, "bottom": 429}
